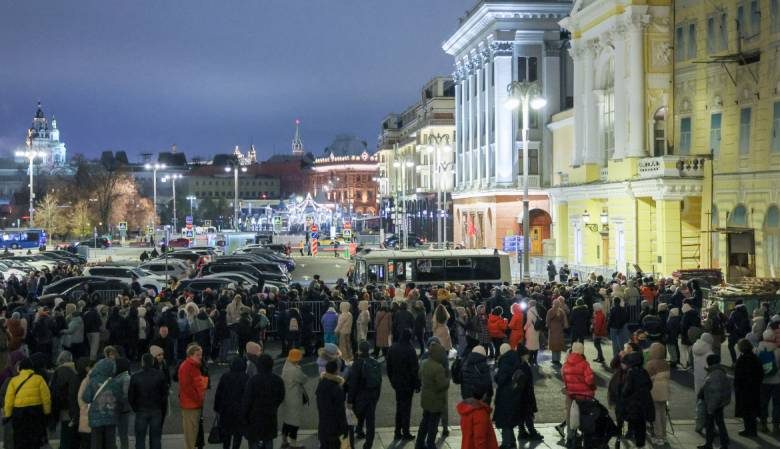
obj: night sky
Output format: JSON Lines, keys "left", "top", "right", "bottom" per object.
{"left": 0, "top": 0, "right": 474, "bottom": 161}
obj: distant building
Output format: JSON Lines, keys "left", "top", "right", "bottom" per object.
{"left": 21, "top": 102, "right": 67, "bottom": 169}
{"left": 255, "top": 120, "right": 314, "bottom": 198}
{"left": 310, "top": 134, "right": 379, "bottom": 216}
{"left": 186, "top": 165, "right": 280, "bottom": 207}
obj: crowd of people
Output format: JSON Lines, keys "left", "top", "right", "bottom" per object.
{"left": 0, "top": 257, "right": 778, "bottom": 449}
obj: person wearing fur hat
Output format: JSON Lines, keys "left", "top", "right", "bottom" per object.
{"left": 758, "top": 327, "right": 780, "bottom": 433}
{"left": 335, "top": 302, "right": 354, "bottom": 362}
{"left": 356, "top": 300, "right": 371, "bottom": 347}
{"left": 316, "top": 360, "right": 348, "bottom": 449}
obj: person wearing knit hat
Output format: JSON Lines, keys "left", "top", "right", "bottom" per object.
{"left": 287, "top": 348, "right": 303, "bottom": 363}
{"left": 246, "top": 341, "right": 263, "bottom": 356}
{"left": 498, "top": 343, "right": 512, "bottom": 357}
{"left": 757, "top": 327, "right": 780, "bottom": 433}
{"left": 317, "top": 343, "right": 343, "bottom": 375}
{"left": 571, "top": 341, "right": 585, "bottom": 355}
{"left": 470, "top": 344, "right": 486, "bottom": 357}
{"left": 245, "top": 341, "right": 264, "bottom": 377}
{"left": 280, "top": 346, "right": 307, "bottom": 449}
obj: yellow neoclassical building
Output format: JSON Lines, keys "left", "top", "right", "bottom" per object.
{"left": 549, "top": 0, "right": 780, "bottom": 280}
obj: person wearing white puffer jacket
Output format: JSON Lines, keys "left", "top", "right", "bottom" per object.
{"left": 692, "top": 332, "right": 714, "bottom": 433}
{"left": 757, "top": 328, "right": 780, "bottom": 433}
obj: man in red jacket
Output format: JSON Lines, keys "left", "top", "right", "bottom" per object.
{"left": 178, "top": 344, "right": 208, "bottom": 449}
{"left": 555, "top": 342, "right": 596, "bottom": 439}
{"left": 457, "top": 388, "right": 499, "bottom": 449}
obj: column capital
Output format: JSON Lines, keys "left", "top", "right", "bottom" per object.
{"left": 625, "top": 13, "right": 651, "bottom": 33}
{"left": 544, "top": 41, "right": 562, "bottom": 57}
{"left": 489, "top": 40, "right": 514, "bottom": 57}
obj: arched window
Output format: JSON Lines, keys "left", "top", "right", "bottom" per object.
{"left": 729, "top": 205, "right": 748, "bottom": 227}
{"left": 764, "top": 206, "right": 780, "bottom": 277}
{"left": 653, "top": 107, "right": 667, "bottom": 156}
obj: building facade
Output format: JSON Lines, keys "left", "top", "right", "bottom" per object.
{"left": 443, "top": 0, "right": 572, "bottom": 251}
{"left": 376, "top": 77, "right": 456, "bottom": 241}
{"left": 674, "top": 0, "right": 780, "bottom": 280}
{"left": 310, "top": 135, "right": 379, "bottom": 216}
{"left": 21, "top": 102, "right": 67, "bottom": 169}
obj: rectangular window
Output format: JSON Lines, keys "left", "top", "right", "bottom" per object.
{"left": 675, "top": 26, "right": 685, "bottom": 61}
{"left": 710, "top": 113, "right": 722, "bottom": 155}
{"left": 517, "top": 57, "right": 527, "bottom": 82}
{"left": 528, "top": 57, "right": 538, "bottom": 82}
{"left": 751, "top": 0, "right": 761, "bottom": 35}
{"left": 602, "top": 91, "right": 615, "bottom": 159}
{"left": 680, "top": 117, "right": 692, "bottom": 155}
{"left": 772, "top": 102, "right": 780, "bottom": 152}
{"left": 688, "top": 23, "right": 697, "bottom": 59}
{"left": 738, "top": 6, "right": 746, "bottom": 37}
{"left": 773, "top": 0, "right": 780, "bottom": 32}
{"left": 721, "top": 13, "right": 729, "bottom": 50}
{"left": 740, "top": 107, "right": 752, "bottom": 154}
{"left": 707, "top": 17, "right": 716, "bottom": 54}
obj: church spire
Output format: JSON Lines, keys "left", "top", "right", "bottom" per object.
{"left": 292, "top": 119, "right": 304, "bottom": 155}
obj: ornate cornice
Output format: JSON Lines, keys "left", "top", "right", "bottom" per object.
{"left": 544, "top": 41, "right": 562, "bottom": 57}
{"left": 489, "top": 40, "right": 514, "bottom": 57}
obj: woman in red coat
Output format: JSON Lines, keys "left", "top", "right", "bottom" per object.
{"left": 487, "top": 307, "right": 508, "bottom": 359}
{"left": 457, "top": 389, "right": 499, "bottom": 449}
{"left": 555, "top": 342, "right": 596, "bottom": 439}
{"left": 508, "top": 303, "right": 524, "bottom": 350}
{"left": 592, "top": 302, "right": 607, "bottom": 363}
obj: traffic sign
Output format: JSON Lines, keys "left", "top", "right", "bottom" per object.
{"left": 186, "top": 215, "right": 193, "bottom": 225}
{"left": 311, "top": 232, "right": 319, "bottom": 240}
{"left": 343, "top": 229, "right": 352, "bottom": 238}
{"left": 185, "top": 230, "right": 194, "bottom": 238}
{"left": 118, "top": 222, "right": 127, "bottom": 231}
{"left": 310, "top": 224, "right": 318, "bottom": 233}
{"left": 273, "top": 216, "right": 281, "bottom": 224}
{"left": 204, "top": 220, "right": 212, "bottom": 227}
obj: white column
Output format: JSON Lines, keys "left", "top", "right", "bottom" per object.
{"left": 475, "top": 56, "right": 483, "bottom": 185}
{"left": 454, "top": 77, "right": 463, "bottom": 188}
{"left": 627, "top": 17, "right": 648, "bottom": 157}
{"left": 612, "top": 28, "right": 627, "bottom": 160}
{"left": 582, "top": 40, "right": 601, "bottom": 165}
{"left": 467, "top": 71, "right": 475, "bottom": 184}
{"left": 543, "top": 41, "right": 561, "bottom": 186}
{"left": 461, "top": 66, "right": 470, "bottom": 185}
{"left": 570, "top": 43, "right": 585, "bottom": 166}
{"left": 484, "top": 53, "right": 492, "bottom": 181}
{"left": 492, "top": 42, "right": 514, "bottom": 185}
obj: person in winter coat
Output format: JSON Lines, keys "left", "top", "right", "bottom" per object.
{"left": 621, "top": 351, "right": 655, "bottom": 449}
{"left": 279, "top": 349, "right": 307, "bottom": 449}
{"left": 546, "top": 260, "right": 557, "bottom": 283}
{"left": 321, "top": 306, "right": 339, "bottom": 345}
{"left": 348, "top": 341, "right": 382, "bottom": 449}
{"left": 335, "top": 301, "right": 354, "bottom": 362}
{"left": 373, "top": 303, "right": 392, "bottom": 358}
{"left": 727, "top": 301, "right": 752, "bottom": 366}
{"left": 757, "top": 328, "right": 780, "bottom": 433}
{"left": 49, "top": 351, "right": 79, "bottom": 449}
{"left": 680, "top": 302, "right": 702, "bottom": 369}
{"left": 178, "top": 344, "right": 208, "bottom": 449}
{"left": 666, "top": 307, "right": 682, "bottom": 368}
{"left": 592, "top": 302, "right": 607, "bottom": 363}
{"left": 457, "top": 388, "right": 499, "bottom": 449}
{"left": 546, "top": 298, "right": 569, "bottom": 367}
{"left": 698, "top": 354, "right": 731, "bottom": 449}
{"left": 356, "top": 300, "right": 371, "bottom": 345}
{"left": 432, "top": 304, "right": 453, "bottom": 352}
{"left": 61, "top": 306, "right": 86, "bottom": 360}
{"left": 492, "top": 344, "right": 538, "bottom": 447}
{"left": 417, "top": 341, "right": 449, "bottom": 449}
{"left": 703, "top": 305, "right": 726, "bottom": 358}
{"left": 242, "top": 353, "right": 285, "bottom": 449}
{"left": 213, "top": 357, "right": 249, "bottom": 449}
{"left": 475, "top": 305, "right": 491, "bottom": 358}
{"left": 523, "top": 300, "right": 541, "bottom": 365}
{"left": 607, "top": 297, "right": 629, "bottom": 359}
{"left": 387, "top": 328, "right": 420, "bottom": 440}
{"left": 692, "top": 332, "right": 714, "bottom": 396}
{"left": 733, "top": 338, "right": 763, "bottom": 437}
{"left": 316, "top": 360, "right": 348, "bottom": 449}
{"left": 460, "top": 345, "right": 492, "bottom": 402}
{"left": 82, "top": 358, "right": 124, "bottom": 449}
{"left": 645, "top": 343, "right": 670, "bottom": 445}
{"left": 747, "top": 317, "right": 767, "bottom": 348}
{"left": 113, "top": 358, "right": 132, "bottom": 449}
{"left": 555, "top": 342, "right": 596, "bottom": 439}
{"left": 4, "top": 357, "right": 52, "bottom": 449}
{"left": 129, "top": 353, "right": 168, "bottom": 449}
{"left": 507, "top": 303, "right": 524, "bottom": 350}
{"left": 486, "top": 307, "right": 507, "bottom": 358}
{"left": 392, "top": 301, "right": 415, "bottom": 341}
{"left": 569, "top": 298, "right": 590, "bottom": 344}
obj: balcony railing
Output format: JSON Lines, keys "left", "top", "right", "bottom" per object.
{"left": 637, "top": 156, "right": 706, "bottom": 179}
{"left": 516, "top": 174, "right": 541, "bottom": 189}
{"left": 599, "top": 167, "right": 609, "bottom": 182}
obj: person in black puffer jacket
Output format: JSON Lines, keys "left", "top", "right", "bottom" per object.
{"left": 214, "top": 357, "right": 249, "bottom": 449}
{"left": 569, "top": 299, "right": 591, "bottom": 344}
{"left": 50, "top": 350, "right": 80, "bottom": 448}
{"left": 460, "top": 345, "right": 492, "bottom": 403}
{"left": 621, "top": 351, "right": 655, "bottom": 449}
{"left": 608, "top": 298, "right": 629, "bottom": 358}
{"left": 386, "top": 328, "right": 420, "bottom": 440}
{"left": 726, "top": 301, "right": 751, "bottom": 366}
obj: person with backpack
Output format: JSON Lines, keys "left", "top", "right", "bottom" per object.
{"left": 82, "top": 357, "right": 125, "bottom": 449}
{"left": 523, "top": 300, "right": 542, "bottom": 366}
{"left": 697, "top": 354, "right": 731, "bottom": 449}
{"left": 460, "top": 345, "right": 492, "bottom": 403}
{"left": 348, "top": 341, "right": 382, "bottom": 449}
{"left": 758, "top": 328, "right": 780, "bottom": 433}
{"left": 733, "top": 338, "right": 763, "bottom": 437}
{"left": 387, "top": 328, "right": 419, "bottom": 441}
{"left": 493, "top": 343, "right": 538, "bottom": 447}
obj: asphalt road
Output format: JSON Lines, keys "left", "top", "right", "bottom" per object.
{"left": 151, "top": 255, "right": 710, "bottom": 434}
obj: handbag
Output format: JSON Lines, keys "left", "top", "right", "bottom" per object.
{"left": 208, "top": 414, "right": 223, "bottom": 445}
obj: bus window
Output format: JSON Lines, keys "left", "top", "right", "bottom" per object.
{"left": 393, "top": 260, "right": 412, "bottom": 282}
{"left": 473, "top": 257, "right": 502, "bottom": 280}
{"left": 368, "top": 264, "right": 385, "bottom": 283}
{"left": 445, "top": 258, "right": 473, "bottom": 280}
{"left": 415, "top": 259, "right": 445, "bottom": 282}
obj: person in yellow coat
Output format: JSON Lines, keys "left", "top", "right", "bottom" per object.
{"left": 3, "top": 357, "right": 52, "bottom": 449}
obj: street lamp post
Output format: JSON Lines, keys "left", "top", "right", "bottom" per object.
{"left": 144, "top": 163, "right": 166, "bottom": 229}
{"left": 426, "top": 133, "right": 453, "bottom": 247}
{"left": 161, "top": 173, "right": 182, "bottom": 232}
{"left": 186, "top": 195, "right": 197, "bottom": 224}
{"left": 15, "top": 149, "right": 43, "bottom": 226}
{"left": 506, "top": 80, "right": 547, "bottom": 281}
{"left": 393, "top": 158, "right": 415, "bottom": 249}
{"left": 225, "top": 164, "right": 247, "bottom": 230}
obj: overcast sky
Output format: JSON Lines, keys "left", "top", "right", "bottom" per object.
{"left": 0, "top": 0, "right": 476, "bottom": 161}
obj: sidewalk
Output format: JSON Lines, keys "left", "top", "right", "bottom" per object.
{"left": 51, "top": 421, "right": 780, "bottom": 449}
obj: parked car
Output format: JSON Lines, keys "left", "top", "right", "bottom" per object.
{"left": 201, "top": 273, "right": 258, "bottom": 288}
{"left": 76, "top": 238, "right": 111, "bottom": 248}
{"left": 139, "top": 260, "right": 189, "bottom": 278}
{"left": 39, "top": 278, "right": 130, "bottom": 306}
{"left": 166, "top": 238, "right": 191, "bottom": 248}
{"left": 174, "top": 278, "right": 236, "bottom": 295}
{"left": 383, "top": 233, "right": 423, "bottom": 249}
{"left": 81, "top": 266, "right": 162, "bottom": 293}
{"left": 199, "top": 263, "right": 263, "bottom": 281}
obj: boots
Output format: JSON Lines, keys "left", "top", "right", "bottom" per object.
{"left": 288, "top": 439, "right": 305, "bottom": 449}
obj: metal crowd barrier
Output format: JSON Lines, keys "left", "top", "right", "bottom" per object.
{"left": 265, "top": 300, "right": 386, "bottom": 334}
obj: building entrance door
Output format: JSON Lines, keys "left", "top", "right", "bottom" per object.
{"left": 727, "top": 228, "right": 755, "bottom": 281}
{"left": 531, "top": 225, "right": 543, "bottom": 255}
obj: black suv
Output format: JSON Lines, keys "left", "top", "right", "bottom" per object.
{"left": 383, "top": 233, "right": 423, "bottom": 249}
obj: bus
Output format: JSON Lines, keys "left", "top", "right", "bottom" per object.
{"left": 0, "top": 228, "right": 47, "bottom": 249}
{"left": 351, "top": 248, "right": 511, "bottom": 286}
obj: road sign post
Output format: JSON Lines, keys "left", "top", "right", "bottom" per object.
{"left": 310, "top": 224, "right": 319, "bottom": 256}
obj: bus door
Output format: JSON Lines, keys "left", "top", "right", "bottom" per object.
{"left": 367, "top": 263, "right": 386, "bottom": 283}
{"left": 389, "top": 259, "right": 412, "bottom": 283}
